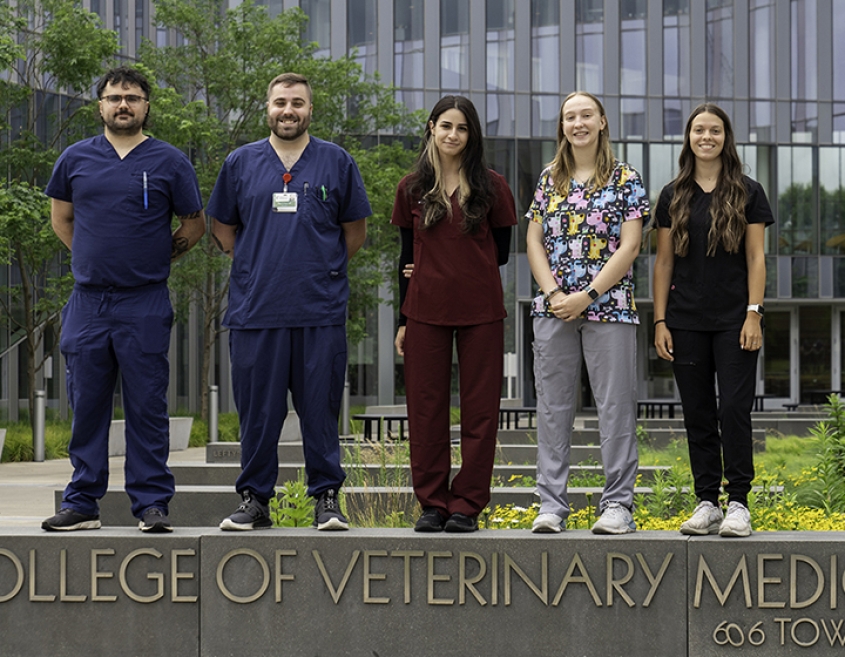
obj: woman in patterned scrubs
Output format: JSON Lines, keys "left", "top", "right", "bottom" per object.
{"left": 526, "top": 91, "right": 650, "bottom": 535}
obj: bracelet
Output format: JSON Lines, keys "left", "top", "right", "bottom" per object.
{"left": 654, "top": 319, "right": 666, "bottom": 326}
{"left": 543, "top": 286, "right": 562, "bottom": 302}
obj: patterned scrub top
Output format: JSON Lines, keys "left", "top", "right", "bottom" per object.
{"left": 526, "top": 160, "right": 650, "bottom": 323}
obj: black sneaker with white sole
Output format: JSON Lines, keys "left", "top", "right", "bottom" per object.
{"left": 313, "top": 489, "right": 349, "bottom": 530}
{"left": 42, "top": 508, "right": 101, "bottom": 531}
{"left": 219, "top": 491, "right": 272, "bottom": 531}
{"left": 139, "top": 507, "right": 173, "bottom": 533}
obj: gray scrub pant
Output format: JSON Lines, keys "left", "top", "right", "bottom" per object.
{"left": 532, "top": 318, "right": 639, "bottom": 518}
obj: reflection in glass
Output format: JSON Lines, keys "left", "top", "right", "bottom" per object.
{"left": 395, "top": 0, "right": 424, "bottom": 89}
{"left": 763, "top": 310, "right": 790, "bottom": 397}
{"left": 663, "top": 1, "right": 689, "bottom": 97}
{"left": 396, "top": 90, "right": 425, "bottom": 115}
{"left": 778, "top": 146, "right": 815, "bottom": 254}
{"left": 750, "top": 101, "right": 774, "bottom": 142}
{"left": 302, "top": 0, "right": 331, "bottom": 57}
{"left": 819, "top": 148, "right": 845, "bottom": 256}
{"left": 348, "top": 0, "right": 377, "bottom": 76}
{"left": 621, "top": 97, "right": 645, "bottom": 140}
{"left": 532, "top": 96, "right": 561, "bottom": 138}
{"left": 705, "top": 1, "right": 733, "bottom": 97}
{"left": 835, "top": 103, "right": 845, "bottom": 145}
{"left": 792, "top": 257, "right": 819, "bottom": 297}
{"left": 576, "top": 0, "right": 604, "bottom": 93}
{"left": 799, "top": 305, "right": 830, "bottom": 402}
{"left": 662, "top": 99, "right": 686, "bottom": 139}
{"left": 487, "top": 0, "right": 515, "bottom": 92}
{"left": 836, "top": 2, "right": 845, "bottom": 101}
{"left": 791, "top": 0, "right": 818, "bottom": 101}
{"left": 649, "top": 143, "right": 684, "bottom": 206}
{"left": 620, "top": 1, "right": 646, "bottom": 96}
{"left": 791, "top": 102, "right": 818, "bottom": 142}
{"left": 749, "top": 0, "right": 774, "bottom": 100}
{"left": 441, "top": 0, "right": 469, "bottom": 88}
{"left": 532, "top": 0, "right": 559, "bottom": 93}
{"left": 487, "top": 94, "right": 515, "bottom": 137}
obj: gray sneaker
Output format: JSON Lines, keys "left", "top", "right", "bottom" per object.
{"left": 591, "top": 502, "right": 636, "bottom": 534}
{"left": 314, "top": 489, "right": 349, "bottom": 530}
{"left": 680, "top": 501, "right": 723, "bottom": 535}
{"left": 220, "top": 491, "right": 272, "bottom": 531}
{"left": 719, "top": 501, "right": 752, "bottom": 537}
{"left": 532, "top": 513, "right": 565, "bottom": 533}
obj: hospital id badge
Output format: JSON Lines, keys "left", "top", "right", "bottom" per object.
{"left": 272, "top": 192, "right": 298, "bottom": 213}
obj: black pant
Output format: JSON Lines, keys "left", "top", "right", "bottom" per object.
{"left": 671, "top": 328, "right": 758, "bottom": 507}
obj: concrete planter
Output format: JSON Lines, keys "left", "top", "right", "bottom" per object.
{"left": 107, "top": 417, "right": 193, "bottom": 456}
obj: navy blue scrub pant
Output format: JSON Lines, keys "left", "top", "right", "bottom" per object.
{"left": 671, "top": 328, "right": 758, "bottom": 508}
{"left": 60, "top": 282, "right": 175, "bottom": 518}
{"left": 229, "top": 326, "right": 347, "bottom": 504}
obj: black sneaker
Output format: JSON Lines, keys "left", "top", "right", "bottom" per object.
{"left": 139, "top": 508, "right": 173, "bottom": 533}
{"left": 415, "top": 507, "right": 446, "bottom": 532}
{"left": 219, "top": 491, "right": 272, "bottom": 531}
{"left": 444, "top": 512, "right": 478, "bottom": 533}
{"left": 42, "top": 508, "right": 101, "bottom": 532}
{"left": 314, "top": 489, "right": 349, "bottom": 530}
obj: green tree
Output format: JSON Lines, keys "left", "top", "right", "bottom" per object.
{"left": 140, "top": 0, "right": 417, "bottom": 418}
{"left": 0, "top": 1, "right": 118, "bottom": 430}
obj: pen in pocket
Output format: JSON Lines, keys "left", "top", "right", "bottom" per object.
{"left": 143, "top": 171, "right": 148, "bottom": 209}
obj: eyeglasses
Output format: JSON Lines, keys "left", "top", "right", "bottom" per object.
{"left": 100, "top": 94, "right": 148, "bottom": 106}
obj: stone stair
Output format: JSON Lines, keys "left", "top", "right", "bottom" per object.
{"left": 80, "top": 412, "right": 806, "bottom": 527}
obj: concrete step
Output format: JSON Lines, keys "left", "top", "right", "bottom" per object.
{"left": 208, "top": 442, "right": 605, "bottom": 466}
{"left": 71, "top": 485, "right": 652, "bottom": 527}
{"left": 168, "top": 462, "right": 670, "bottom": 487}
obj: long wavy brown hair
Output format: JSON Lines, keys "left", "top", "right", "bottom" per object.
{"left": 548, "top": 91, "right": 616, "bottom": 196}
{"left": 668, "top": 103, "right": 748, "bottom": 257}
{"left": 406, "top": 95, "right": 493, "bottom": 233}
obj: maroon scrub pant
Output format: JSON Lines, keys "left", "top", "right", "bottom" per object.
{"left": 403, "top": 319, "right": 503, "bottom": 518}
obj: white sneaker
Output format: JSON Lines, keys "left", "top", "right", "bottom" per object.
{"left": 591, "top": 502, "right": 636, "bottom": 534}
{"left": 680, "top": 501, "right": 723, "bottom": 535}
{"left": 532, "top": 513, "right": 565, "bottom": 533}
{"left": 719, "top": 501, "right": 752, "bottom": 537}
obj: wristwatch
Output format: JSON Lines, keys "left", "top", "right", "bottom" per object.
{"left": 584, "top": 285, "right": 600, "bottom": 301}
{"left": 747, "top": 304, "right": 765, "bottom": 316}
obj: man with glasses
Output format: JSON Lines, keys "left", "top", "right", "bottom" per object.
{"left": 43, "top": 67, "right": 205, "bottom": 533}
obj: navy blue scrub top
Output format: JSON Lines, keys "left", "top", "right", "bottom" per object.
{"left": 46, "top": 135, "right": 203, "bottom": 288}
{"left": 207, "top": 137, "right": 372, "bottom": 329}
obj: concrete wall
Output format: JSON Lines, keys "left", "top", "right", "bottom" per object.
{"left": 3, "top": 529, "right": 845, "bottom": 656}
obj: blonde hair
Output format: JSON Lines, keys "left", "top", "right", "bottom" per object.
{"left": 548, "top": 91, "right": 615, "bottom": 196}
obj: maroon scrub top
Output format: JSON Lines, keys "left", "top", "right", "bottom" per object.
{"left": 391, "top": 170, "right": 517, "bottom": 326}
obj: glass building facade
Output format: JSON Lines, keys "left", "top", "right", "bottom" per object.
{"left": 271, "top": 0, "right": 845, "bottom": 409}
{"left": 3, "top": 0, "right": 845, "bottom": 418}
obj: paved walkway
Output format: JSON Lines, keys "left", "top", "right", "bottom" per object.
{"left": 0, "top": 446, "right": 207, "bottom": 528}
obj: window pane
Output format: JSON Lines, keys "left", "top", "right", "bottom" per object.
{"left": 576, "top": 0, "right": 604, "bottom": 93}
{"left": 620, "top": 5, "right": 646, "bottom": 96}
{"left": 835, "top": 103, "right": 845, "bottom": 144}
{"left": 487, "top": 0, "right": 515, "bottom": 91}
{"left": 792, "top": 101, "right": 817, "bottom": 142}
{"left": 778, "top": 146, "right": 816, "bottom": 255}
{"left": 706, "top": 1, "right": 733, "bottom": 97}
{"left": 663, "top": 1, "right": 689, "bottom": 97}
{"left": 621, "top": 96, "right": 645, "bottom": 139}
{"left": 799, "top": 305, "right": 830, "bottom": 400}
{"left": 835, "top": 2, "right": 845, "bottom": 101}
{"left": 395, "top": 0, "right": 424, "bottom": 88}
{"left": 441, "top": 0, "right": 469, "bottom": 88}
{"left": 532, "top": 95, "right": 560, "bottom": 138}
{"left": 348, "top": 0, "right": 377, "bottom": 76}
{"left": 820, "top": 148, "right": 845, "bottom": 255}
{"left": 749, "top": 0, "right": 774, "bottom": 99}
{"left": 487, "top": 93, "right": 515, "bottom": 137}
{"left": 763, "top": 310, "right": 790, "bottom": 396}
{"left": 532, "top": 0, "right": 559, "bottom": 93}
{"left": 663, "top": 98, "right": 686, "bottom": 139}
{"left": 302, "top": 0, "right": 331, "bottom": 57}
{"left": 791, "top": 0, "right": 817, "bottom": 100}
{"left": 750, "top": 101, "right": 774, "bottom": 142}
